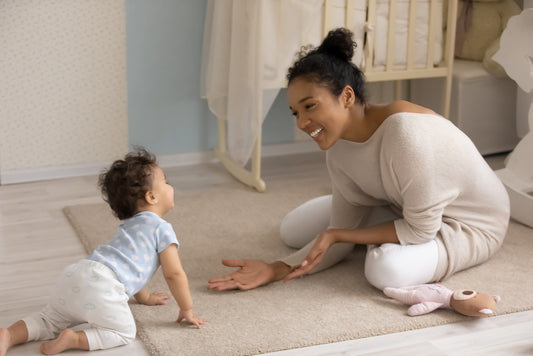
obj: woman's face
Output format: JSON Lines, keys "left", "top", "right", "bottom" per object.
{"left": 287, "top": 77, "right": 351, "bottom": 150}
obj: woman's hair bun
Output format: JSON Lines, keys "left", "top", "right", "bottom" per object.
{"left": 316, "top": 27, "right": 356, "bottom": 62}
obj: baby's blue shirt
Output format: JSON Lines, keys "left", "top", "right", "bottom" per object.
{"left": 87, "top": 211, "right": 179, "bottom": 297}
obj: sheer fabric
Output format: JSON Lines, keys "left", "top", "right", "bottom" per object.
{"left": 200, "top": 0, "right": 323, "bottom": 165}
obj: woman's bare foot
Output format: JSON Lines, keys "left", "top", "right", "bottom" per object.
{"left": 40, "top": 329, "right": 89, "bottom": 355}
{"left": 0, "top": 328, "right": 11, "bottom": 356}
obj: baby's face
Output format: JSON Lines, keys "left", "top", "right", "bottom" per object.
{"left": 150, "top": 165, "right": 174, "bottom": 215}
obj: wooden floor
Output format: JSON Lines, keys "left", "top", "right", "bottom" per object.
{"left": 1, "top": 152, "right": 532, "bottom": 356}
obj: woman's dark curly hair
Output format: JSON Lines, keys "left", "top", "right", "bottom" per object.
{"left": 286, "top": 27, "right": 366, "bottom": 103}
{"left": 98, "top": 148, "right": 157, "bottom": 220}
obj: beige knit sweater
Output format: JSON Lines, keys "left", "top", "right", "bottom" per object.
{"left": 282, "top": 113, "right": 510, "bottom": 281}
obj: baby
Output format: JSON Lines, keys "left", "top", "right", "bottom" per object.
{"left": 0, "top": 148, "right": 205, "bottom": 355}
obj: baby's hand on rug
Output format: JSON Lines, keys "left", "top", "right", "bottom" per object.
{"left": 134, "top": 288, "right": 170, "bottom": 306}
{"left": 143, "top": 292, "right": 170, "bottom": 306}
{"left": 177, "top": 309, "right": 207, "bottom": 329}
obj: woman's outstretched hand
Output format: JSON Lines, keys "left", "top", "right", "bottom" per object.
{"left": 208, "top": 259, "right": 290, "bottom": 291}
{"left": 283, "top": 231, "right": 335, "bottom": 282}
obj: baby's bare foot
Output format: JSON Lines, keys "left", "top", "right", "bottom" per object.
{"left": 40, "top": 329, "right": 81, "bottom": 355}
{"left": 0, "top": 328, "right": 11, "bottom": 356}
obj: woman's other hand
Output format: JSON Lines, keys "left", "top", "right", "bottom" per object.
{"left": 208, "top": 259, "right": 290, "bottom": 291}
{"left": 283, "top": 230, "right": 336, "bottom": 282}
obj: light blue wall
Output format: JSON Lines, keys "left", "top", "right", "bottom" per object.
{"left": 126, "top": 0, "right": 294, "bottom": 157}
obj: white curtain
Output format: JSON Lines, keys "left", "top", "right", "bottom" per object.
{"left": 201, "top": 0, "right": 324, "bottom": 166}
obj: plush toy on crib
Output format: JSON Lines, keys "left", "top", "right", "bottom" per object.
{"left": 384, "top": 284, "right": 501, "bottom": 317}
{"left": 451, "top": 0, "right": 521, "bottom": 77}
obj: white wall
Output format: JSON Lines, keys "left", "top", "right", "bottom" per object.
{"left": 0, "top": 1, "right": 128, "bottom": 183}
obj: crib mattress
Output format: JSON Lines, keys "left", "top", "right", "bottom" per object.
{"left": 305, "top": 0, "right": 444, "bottom": 70}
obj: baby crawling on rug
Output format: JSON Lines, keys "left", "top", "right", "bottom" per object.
{"left": 0, "top": 148, "right": 205, "bottom": 356}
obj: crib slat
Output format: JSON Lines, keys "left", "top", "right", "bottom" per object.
{"left": 345, "top": 0, "right": 355, "bottom": 34}
{"left": 323, "top": 0, "right": 333, "bottom": 38}
{"left": 443, "top": 0, "right": 458, "bottom": 68}
{"left": 322, "top": 0, "right": 333, "bottom": 38}
{"left": 426, "top": 0, "right": 437, "bottom": 69}
{"left": 442, "top": 0, "right": 459, "bottom": 118}
{"left": 406, "top": 0, "right": 417, "bottom": 70}
{"left": 386, "top": 0, "right": 397, "bottom": 71}
{"left": 365, "top": 0, "right": 376, "bottom": 73}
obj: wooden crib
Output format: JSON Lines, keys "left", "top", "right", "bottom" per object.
{"left": 202, "top": 0, "right": 459, "bottom": 192}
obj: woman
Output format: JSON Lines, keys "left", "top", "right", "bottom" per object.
{"left": 207, "top": 28, "right": 510, "bottom": 291}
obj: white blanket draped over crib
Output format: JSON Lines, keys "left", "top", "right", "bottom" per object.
{"left": 200, "top": 0, "right": 324, "bottom": 166}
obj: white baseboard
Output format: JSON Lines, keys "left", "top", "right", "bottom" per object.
{"left": 0, "top": 142, "right": 320, "bottom": 185}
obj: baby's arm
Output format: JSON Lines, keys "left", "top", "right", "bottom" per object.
{"left": 160, "top": 244, "right": 206, "bottom": 328}
{"left": 134, "top": 287, "right": 170, "bottom": 306}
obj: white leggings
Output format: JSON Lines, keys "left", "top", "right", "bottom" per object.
{"left": 23, "top": 260, "right": 136, "bottom": 350}
{"left": 280, "top": 195, "right": 439, "bottom": 290}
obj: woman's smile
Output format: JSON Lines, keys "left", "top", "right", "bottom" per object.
{"left": 310, "top": 127, "right": 323, "bottom": 138}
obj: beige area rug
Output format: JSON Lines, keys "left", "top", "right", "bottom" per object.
{"left": 63, "top": 176, "right": 533, "bottom": 356}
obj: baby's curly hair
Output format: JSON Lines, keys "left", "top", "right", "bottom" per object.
{"left": 98, "top": 148, "right": 157, "bottom": 220}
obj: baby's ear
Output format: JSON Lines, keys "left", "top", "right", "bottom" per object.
{"left": 144, "top": 190, "right": 157, "bottom": 205}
